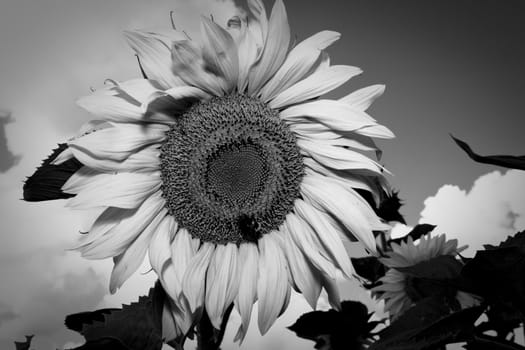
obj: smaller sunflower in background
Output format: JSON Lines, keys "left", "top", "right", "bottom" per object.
{"left": 372, "top": 233, "right": 476, "bottom": 318}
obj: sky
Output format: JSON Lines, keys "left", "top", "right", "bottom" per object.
{"left": 0, "top": 0, "right": 524, "bottom": 349}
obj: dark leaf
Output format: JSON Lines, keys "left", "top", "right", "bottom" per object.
{"left": 14, "top": 335, "right": 34, "bottom": 350}
{"left": 68, "top": 281, "right": 166, "bottom": 350}
{"left": 289, "top": 300, "right": 377, "bottom": 350}
{"left": 464, "top": 334, "right": 525, "bottom": 350}
{"left": 451, "top": 135, "right": 525, "bottom": 170}
{"left": 483, "top": 301, "right": 524, "bottom": 339}
{"left": 370, "top": 296, "right": 484, "bottom": 350}
{"left": 23, "top": 144, "right": 82, "bottom": 201}
{"left": 355, "top": 189, "right": 406, "bottom": 224}
{"left": 65, "top": 308, "right": 119, "bottom": 333}
{"left": 376, "top": 191, "right": 406, "bottom": 224}
{"left": 389, "top": 224, "right": 436, "bottom": 245}
{"left": 461, "top": 245, "right": 525, "bottom": 317}
{"left": 351, "top": 256, "right": 386, "bottom": 284}
{"left": 67, "top": 338, "right": 129, "bottom": 350}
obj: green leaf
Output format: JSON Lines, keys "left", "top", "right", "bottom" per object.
{"left": 451, "top": 135, "right": 525, "bottom": 170}
{"left": 389, "top": 224, "right": 436, "bottom": 245}
{"left": 23, "top": 144, "right": 82, "bottom": 202}
{"left": 67, "top": 281, "right": 166, "bottom": 350}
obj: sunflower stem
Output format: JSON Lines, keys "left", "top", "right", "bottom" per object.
{"left": 196, "top": 304, "right": 234, "bottom": 350}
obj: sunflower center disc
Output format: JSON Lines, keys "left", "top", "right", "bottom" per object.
{"left": 159, "top": 94, "right": 303, "bottom": 244}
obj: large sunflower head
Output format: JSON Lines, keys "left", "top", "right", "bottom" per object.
{"left": 51, "top": 0, "right": 394, "bottom": 342}
{"left": 372, "top": 234, "right": 472, "bottom": 318}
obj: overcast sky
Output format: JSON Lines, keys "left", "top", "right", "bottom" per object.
{"left": 1, "top": 0, "right": 524, "bottom": 349}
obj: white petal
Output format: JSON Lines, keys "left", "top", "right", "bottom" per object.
{"left": 297, "top": 139, "right": 386, "bottom": 174}
{"left": 246, "top": 0, "right": 268, "bottom": 57}
{"left": 285, "top": 210, "right": 338, "bottom": 279}
{"left": 170, "top": 229, "right": 197, "bottom": 298}
{"left": 77, "top": 93, "right": 143, "bottom": 123}
{"left": 269, "top": 65, "right": 362, "bottom": 109}
{"left": 321, "top": 273, "right": 341, "bottom": 311}
{"left": 109, "top": 208, "right": 167, "bottom": 293}
{"left": 71, "top": 145, "right": 160, "bottom": 173}
{"left": 182, "top": 243, "right": 215, "bottom": 313}
{"left": 62, "top": 166, "right": 108, "bottom": 194}
{"left": 124, "top": 30, "right": 184, "bottom": 89}
{"left": 234, "top": 243, "right": 259, "bottom": 342}
{"left": 355, "top": 124, "right": 395, "bottom": 139}
{"left": 247, "top": 0, "right": 290, "bottom": 95}
{"left": 260, "top": 30, "right": 340, "bottom": 101}
{"left": 303, "top": 158, "right": 383, "bottom": 205}
{"left": 80, "top": 192, "right": 166, "bottom": 258}
{"left": 68, "top": 123, "right": 168, "bottom": 162}
{"left": 200, "top": 17, "right": 239, "bottom": 91}
{"left": 257, "top": 234, "right": 289, "bottom": 335}
{"left": 66, "top": 172, "right": 161, "bottom": 209}
{"left": 280, "top": 99, "right": 377, "bottom": 132}
{"left": 339, "top": 84, "right": 386, "bottom": 111}
{"left": 171, "top": 40, "right": 227, "bottom": 96}
{"left": 300, "top": 174, "right": 382, "bottom": 253}
{"left": 149, "top": 215, "right": 175, "bottom": 274}
{"left": 294, "top": 200, "right": 353, "bottom": 278}
{"left": 279, "top": 227, "right": 322, "bottom": 309}
{"left": 50, "top": 147, "right": 74, "bottom": 165}
{"left": 206, "top": 243, "right": 240, "bottom": 329}
{"left": 74, "top": 206, "right": 133, "bottom": 250}
{"left": 291, "top": 123, "right": 379, "bottom": 152}
{"left": 162, "top": 300, "right": 179, "bottom": 342}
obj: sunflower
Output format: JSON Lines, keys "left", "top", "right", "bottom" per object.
{"left": 372, "top": 234, "right": 474, "bottom": 318}
{"left": 52, "top": 0, "right": 394, "bottom": 341}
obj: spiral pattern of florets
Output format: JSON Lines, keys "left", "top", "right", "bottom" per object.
{"left": 159, "top": 94, "right": 303, "bottom": 244}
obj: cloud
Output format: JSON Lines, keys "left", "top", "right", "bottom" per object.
{"left": 0, "top": 302, "right": 18, "bottom": 327}
{"left": 419, "top": 170, "right": 525, "bottom": 255}
{"left": 0, "top": 111, "right": 21, "bottom": 173}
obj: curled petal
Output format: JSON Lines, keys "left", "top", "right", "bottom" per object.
{"left": 182, "top": 243, "right": 215, "bottom": 313}
{"left": 248, "top": 0, "right": 290, "bottom": 95}
{"left": 124, "top": 30, "right": 184, "bottom": 88}
{"left": 200, "top": 17, "right": 239, "bottom": 91}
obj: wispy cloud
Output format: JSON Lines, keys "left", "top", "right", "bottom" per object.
{"left": 0, "top": 111, "right": 21, "bottom": 173}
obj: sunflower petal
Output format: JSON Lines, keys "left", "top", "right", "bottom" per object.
{"left": 280, "top": 227, "right": 322, "bottom": 309}
{"left": 340, "top": 84, "right": 386, "bottom": 111}
{"left": 171, "top": 40, "right": 227, "bottom": 96}
{"left": 297, "top": 139, "right": 385, "bottom": 174}
{"left": 247, "top": 0, "right": 290, "bottom": 95}
{"left": 294, "top": 200, "right": 353, "bottom": 278}
{"left": 66, "top": 172, "right": 161, "bottom": 209}
{"left": 260, "top": 30, "right": 340, "bottom": 101}
{"left": 200, "top": 17, "right": 239, "bottom": 91}
{"left": 269, "top": 65, "right": 362, "bottom": 109}
{"left": 109, "top": 208, "right": 167, "bottom": 293}
{"left": 80, "top": 192, "right": 166, "bottom": 258}
{"left": 234, "top": 243, "right": 259, "bottom": 342}
{"left": 301, "top": 175, "right": 379, "bottom": 253}
{"left": 68, "top": 123, "right": 168, "bottom": 162}
{"left": 182, "top": 243, "right": 214, "bottom": 313}
{"left": 257, "top": 234, "right": 289, "bottom": 335}
{"left": 124, "top": 30, "right": 184, "bottom": 89}
{"left": 206, "top": 243, "right": 240, "bottom": 329}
